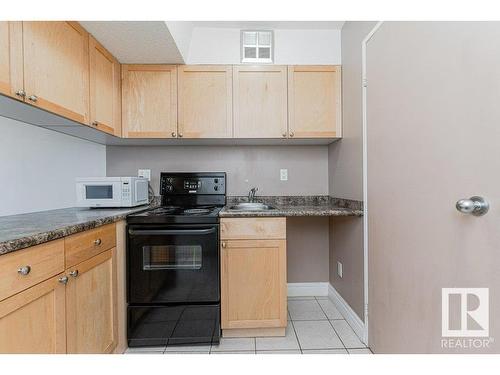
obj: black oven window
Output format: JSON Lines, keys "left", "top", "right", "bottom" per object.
{"left": 86, "top": 185, "right": 113, "bottom": 199}
{"left": 142, "top": 245, "right": 202, "bottom": 270}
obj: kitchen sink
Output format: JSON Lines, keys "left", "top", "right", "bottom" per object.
{"left": 227, "top": 203, "right": 276, "bottom": 211}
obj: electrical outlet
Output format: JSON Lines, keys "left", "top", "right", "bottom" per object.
{"left": 280, "top": 169, "right": 288, "bottom": 181}
{"left": 138, "top": 169, "right": 151, "bottom": 181}
{"left": 337, "top": 261, "right": 343, "bottom": 278}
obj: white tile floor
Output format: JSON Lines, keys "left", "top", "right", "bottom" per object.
{"left": 125, "top": 296, "right": 372, "bottom": 355}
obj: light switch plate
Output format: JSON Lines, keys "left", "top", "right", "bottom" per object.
{"left": 337, "top": 261, "right": 343, "bottom": 278}
{"left": 138, "top": 169, "right": 151, "bottom": 181}
{"left": 280, "top": 169, "right": 288, "bottom": 181}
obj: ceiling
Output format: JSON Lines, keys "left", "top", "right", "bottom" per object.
{"left": 80, "top": 21, "right": 185, "bottom": 64}
{"left": 79, "top": 21, "right": 345, "bottom": 64}
{"left": 189, "top": 21, "right": 345, "bottom": 29}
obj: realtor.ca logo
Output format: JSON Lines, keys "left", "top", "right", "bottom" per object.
{"left": 441, "top": 288, "right": 493, "bottom": 349}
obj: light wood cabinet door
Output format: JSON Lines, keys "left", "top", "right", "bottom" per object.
{"left": 221, "top": 239, "right": 287, "bottom": 329}
{"left": 178, "top": 65, "right": 233, "bottom": 138}
{"left": 89, "top": 36, "right": 121, "bottom": 136}
{"left": 288, "top": 65, "right": 342, "bottom": 138}
{"left": 22, "top": 22, "right": 89, "bottom": 124}
{"left": 122, "top": 64, "right": 177, "bottom": 138}
{"left": 233, "top": 65, "right": 288, "bottom": 138}
{"left": 0, "top": 274, "right": 66, "bottom": 353}
{"left": 66, "top": 248, "right": 117, "bottom": 354}
{"left": 0, "top": 21, "right": 23, "bottom": 100}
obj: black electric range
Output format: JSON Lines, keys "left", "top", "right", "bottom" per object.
{"left": 126, "top": 172, "right": 226, "bottom": 347}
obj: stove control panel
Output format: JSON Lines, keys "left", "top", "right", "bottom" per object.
{"left": 160, "top": 173, "right": 226, "bottom": 195}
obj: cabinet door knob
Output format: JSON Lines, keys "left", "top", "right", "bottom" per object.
{"left": 27, "top": 95, "right": 38, "bottom": 102}
{"left": 15, "top": 90, "right": 26, "bottom": 98}
{"left": 171, "top": 132, "right": 176, "bottom": 138}
{"left": 178, "top": 133, "right": 183, "bottom": 138}
{"left": 91, "top": 121, "right": 98, "bottom": 127}
{"left": 58, "top": 276, "right": 69, "bottom": 285}
{"left": 290, "top": 131, "right": 295, "bottom": 137}
{"left": 282, "top": 133, "right": 287, "bottom": 138}
{"left": 69, "top": 270, "right": 79, "bottom": 278}
{"left": 94, "top": 238, "right": 102, "bottom": 246}
{"left": 17, "top": 265, "right": 31, "bottom": 276}
{"left": 221, "top": 242, "right": 227, "bottom": 248}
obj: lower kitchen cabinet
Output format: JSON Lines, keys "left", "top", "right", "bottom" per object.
{"left": 0, "top": 274, "right": 67, "bottom": 354}
{"left": 66, "top": 248, "right": 117, "bottom": 354}
{"left": 220, "top": 218, "right": 287, "bottom": 337}
{"left": 0, "top": 224, "right": 118, "bottom": 354}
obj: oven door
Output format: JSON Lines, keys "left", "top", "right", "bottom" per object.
{"left": 127, "top": 224, "right": 219, "bottom": 304}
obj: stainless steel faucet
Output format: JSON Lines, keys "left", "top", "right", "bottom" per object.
{"left": 248, "top": 187, "right": 258, "bottom": 202}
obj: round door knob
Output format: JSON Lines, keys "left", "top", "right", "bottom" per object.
{"left": 171, "top": 132, "right": 176, "bottom": 137}
{"left": 27, "top": 95, "right": 38, "bottom": 102}
{"left": 17, "top": 265, "right": 31, "bottom": 276}
{"left": 456, "top": 196, "right": 489, "bottom": 216}
{"left": 178, "top": 133, "right": 183, "bottom": 138}
{"left": 282, "top": 133, "right": 287, "bottom": 138}
{"left": 69, "top": 270, "right": 79, "bottom": 278}
{"left": 221, "top": 242, "right": 227, "bottom": 248}
{"left": 58, "top": 276, "right": 69, "bottom": 285}
{"left": 94, "top": 238, "right": 102, "bottom": 246}
{"left": 91, "top": 121, "right": 98, "bottom": 127}
{"left": 15, "top": 90, "right": 26, "bottom": 98}
{"left": 290, "top": 132, "right": 295, "bottom": 137}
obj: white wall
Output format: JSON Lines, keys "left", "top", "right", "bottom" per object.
{"left": 187, "top": 27, "right": 341, "bottom": 64}
{"left": 0, "top": 117, "right": 106, "bottom": 216}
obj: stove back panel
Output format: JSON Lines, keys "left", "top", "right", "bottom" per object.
{"left": 160, "top": 172, "right": 226, "bottom": 207}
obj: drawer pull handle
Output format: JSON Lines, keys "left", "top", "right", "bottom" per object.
{"left": 17, "top": 265, "right": 31, "bottom": 276}
{"left": 58, "top": 276, "right": 69, "bottom": 285}
{"left": 94, "top": 238, "right": 102, "bottom": 246}
{"left": 69, "top": 270, "right": 79, "bottom": 278}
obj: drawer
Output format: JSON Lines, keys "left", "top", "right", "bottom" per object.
{"left": 65, "top": 223, "right": 116, "bottom": 267}
{"left": 0, "top": 239, "right": 65, "bottom": 302}
{"left": 220, "top": 218, "right": 286, "bottom": 240}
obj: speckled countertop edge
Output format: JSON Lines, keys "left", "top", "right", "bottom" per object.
{"left": 220, "top": 196, "right": 364, "bottom": 218}
{"left": 0, "top": 198, "right": 160, "bottom": 256}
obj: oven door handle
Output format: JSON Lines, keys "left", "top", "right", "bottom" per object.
{"left": 128, "top": 228, "right": 217, "bottom": 236}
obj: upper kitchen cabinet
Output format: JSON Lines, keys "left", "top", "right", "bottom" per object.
{"left": 22, "top": 22, "right": 90, "bottom": 124}
{"left": 178, "top": 65, "right": 233, "bottom": 138}
{"left": 122, "top": 65, "right": 177, "bottom": 138}
{"left": 233, "top": 65, "right": 288, "bottom": 138}
{"left": 89, "top": 36, "right": 121, "bottom": 136}
{"left": 0, "top": 22, "right": 23, "bottom": 100}
{"left": 288, "top": 65, "right": 342, "bottom": 138}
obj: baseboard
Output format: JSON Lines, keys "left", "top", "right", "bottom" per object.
{"left": 328, "top": 283, "right": 367, "bottom": 344}
{"left": 287, "top": 282, "right": 329, "bottom": 297}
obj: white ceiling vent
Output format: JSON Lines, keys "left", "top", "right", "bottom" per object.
{"left": 241, "top": 30, "right": 274, "bottom": 63}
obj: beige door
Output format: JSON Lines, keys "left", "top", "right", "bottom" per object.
{"left": 288, "top": 65, "right": 341, "bottom": 138}
{"left": 0, "top": 274, "right": 66, "bottom": 353}
{"left": 221, "top": 239, "right": 287, "bottom": 329}
{"left": 89, "top": 35, "right": 121, "bottom": 136}
{"left": 122, "top": 64, "right": 177, "bottom": 138}
{"left": 66, "top": 248, "right": 117, "bottom": 354}
{"left": 22, "top": 22, "right": 89, "bottom": 124}
{"left": 0, "top": 21, "right": 23, "bottom": 100}
{"left": 178, "top": 65, "right": 233, "bottom": 138}
{"left": 367, "top": 22, "right": 500, "bottom": 353}
{"left": 233, "top": 65, "right": 288, "bottom": 138}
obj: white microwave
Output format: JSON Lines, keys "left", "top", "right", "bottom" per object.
{"left": 76, "top": 177, "right": 149, "bottom": 208}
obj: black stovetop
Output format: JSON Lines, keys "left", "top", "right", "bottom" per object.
{"left": 127, "top": 205, "right": 222, "bottom": 224}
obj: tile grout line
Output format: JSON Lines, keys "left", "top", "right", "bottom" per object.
{"left": 315, "top": 296, "right": 348, "bottom": 352}
{"left": 288, "top": 318, "right": 304, "bottom": 354}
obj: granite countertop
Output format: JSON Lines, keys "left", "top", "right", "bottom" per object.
{"left": 0, "top": 196, "right": 362, "bottom": 256}
{"left": 0, "top": 199, "right": 159, "bottom": 256}
{"left": 219, "top": 196, "right": 363, "bottom": 218}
